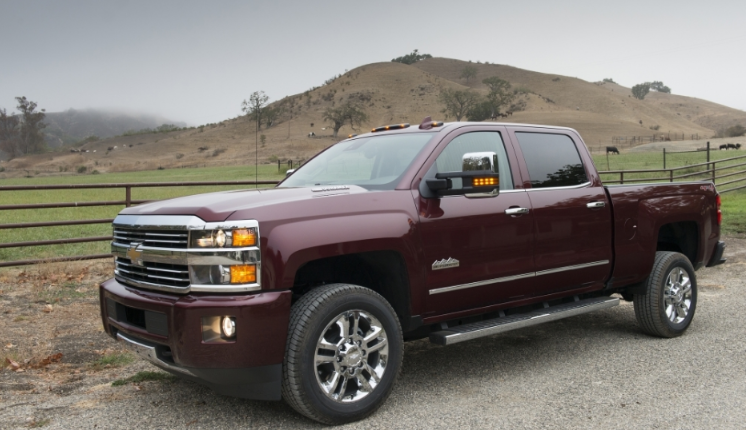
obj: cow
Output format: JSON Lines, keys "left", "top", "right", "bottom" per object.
{"left": 506, "top": 111, "right": 513, "bottom": 117}
{"left": 308, "top": 132, "right": 316, "bottom": 138}
{"left": 606, "top": 146, "right": 620, "bottom": 155}
{"left": 720, "top": 144, "right": 728, "bottom": 150}
{"left": 727, "top": 143, "right": 738, "bottom": 150}
{"left": 737, "top": 144, "right": 742, "bottom": 149}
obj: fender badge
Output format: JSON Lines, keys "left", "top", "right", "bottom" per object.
{"left": 126, "top": 242, "right": 144, "bottom": 266}
{"left": 432, "top": 257, "right": 460, "bottom": 270}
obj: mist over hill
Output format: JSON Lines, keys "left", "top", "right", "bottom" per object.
{"left": 42, "top": 109, "right": 186, "bottom": 147}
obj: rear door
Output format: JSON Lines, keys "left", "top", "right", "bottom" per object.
{"left": 415, "top": 126, "right": 536, "bottom": 315}
{"left": 508, "top": 128, "right": 613, "bottom": 296}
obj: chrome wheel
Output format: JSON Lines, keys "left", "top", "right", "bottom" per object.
{"left": 663, "top": 267, "right": 692, "bottom": 324}
{"left": 314, "top": 310, "right": 389, "bottom": 403}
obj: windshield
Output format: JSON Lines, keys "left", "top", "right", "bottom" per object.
{"left": 279, "top": 133, "right": 434, "bottom": 190}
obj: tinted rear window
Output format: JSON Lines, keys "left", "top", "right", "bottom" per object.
{"left": 515, "top": 132, "right": 588, "bottom": 188}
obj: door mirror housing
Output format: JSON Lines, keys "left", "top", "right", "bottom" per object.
{"left": 426, "top": 152, "right": 500, "bottom": 196}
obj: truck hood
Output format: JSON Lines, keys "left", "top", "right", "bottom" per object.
{"left": 119, "top": 186, "right": 372, "bottom": 222}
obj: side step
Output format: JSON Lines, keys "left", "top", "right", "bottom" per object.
{"left": 429, "top": 296, "right": 619, "bottom": 346}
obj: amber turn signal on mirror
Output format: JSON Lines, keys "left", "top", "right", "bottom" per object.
{"left": 472, "top": 177, "right": 498, "bottom": 187}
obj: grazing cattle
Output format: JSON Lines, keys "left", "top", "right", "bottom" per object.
{"left": 737, "top": 144, "right": 742, "bottom": 149}
{"left": 505, "top": 111, "right": 513, "bottom": 116}
{"left": 606, "top": 146, "right": 620, "bottom": 155}
{"left": 719, "top": 144, "right": 728, "bottom": 150}
{"left": 727, "top": 143, "right": 738, "bottom": 150}
{"left": 308, "top": 132, "right": 316, "bottom": 137}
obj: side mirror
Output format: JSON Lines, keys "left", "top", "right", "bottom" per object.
{"left": 462, "top": 152, "right": 497, "bottom": 172}
{"left": 426, "top": 152, "right": 500, "bottom": 196}
{"left": 285, "top": 169, "right": 296, "bottom": 177}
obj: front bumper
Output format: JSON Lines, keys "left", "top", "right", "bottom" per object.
{"left": 99, "top": 278, "right": 291, "bottom": 400}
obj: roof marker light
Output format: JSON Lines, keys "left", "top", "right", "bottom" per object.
{"left": 419, "top": 116, "right": 444, "bottom": 130}
{"left": 372, "top": 123, "right": 410, "bottom": 133}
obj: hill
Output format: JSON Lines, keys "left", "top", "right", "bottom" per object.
{"left": 42, "top": 109, "right": 186, "bottom": 147}
{"left": 2, "top": 57, "right": 745, "bottom": 177}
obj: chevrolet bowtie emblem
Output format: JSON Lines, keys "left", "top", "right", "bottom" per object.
{"left": 126, "top": 243, "right": 144, "bottom": 266}
{"left": 432, "top": 257, "right": 459, "bottom": 270}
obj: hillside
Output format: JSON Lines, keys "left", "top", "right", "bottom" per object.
{"left": 2, "top": 57, "right": 745, "bottom": 177}
{"left": 42, "top": 109, "right": 186, "bottom": 147}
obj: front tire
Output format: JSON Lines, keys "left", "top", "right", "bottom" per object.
{"left": 634, "top": 251, "right": 697, "bottom": 338}
{"left": 282, "top": 284, "right": 403, "bottom": 424}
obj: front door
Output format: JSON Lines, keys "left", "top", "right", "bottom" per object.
{"left": 416, "top": 128, "right": 536, "bottom": 315}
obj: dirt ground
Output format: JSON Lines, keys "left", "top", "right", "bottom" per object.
{"left": 1, "top": 239, "right": 745, "bottom": 429}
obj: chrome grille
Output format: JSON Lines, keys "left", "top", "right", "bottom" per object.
{"left": 115, "top": 257, "right": 190, "bottom": 289}
{"left": 113, "top": 228, "right": 188, "bottom": 249}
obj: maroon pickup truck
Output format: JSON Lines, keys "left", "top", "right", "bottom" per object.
{"left": 99, "top": 118, "right": 725, "bottom": 424}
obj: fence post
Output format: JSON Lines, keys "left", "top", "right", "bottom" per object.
{"left": 663, "top": 148, "right": 666, "bottom": 169}
{"left": 277, "top": 160, "right": 280, "bottom": 172}
{"left": 669, "top": 170, "right": 673, "bottom": 182}
{"left": 125, "top": 186, "right": 131, "bottom": 207}
{"left": 620, "top": 172, "right": 624, "bottom": 185}
{"left": 712, "top": 161, "right": 716, "bottom": 183}
{"left": 707, "top": 141, "right": 710, "bottom": 164}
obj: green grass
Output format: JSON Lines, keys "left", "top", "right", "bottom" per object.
{"left": 592, "top": 150, "right": 746, "bottom": 187}
{"left": 92, "top": 352, "right": 135, "bottom": 369}
{"left": 0, "top": 165, "right": 285, "bottom": 263}
{"left": 721, "top": 189, "right": 746, "bottom": 237}
{"left": 111, "top": 370, "right": 176, "bottom": 386}
{"left": 38, "top": 281, "right": 92, "bottom": 303}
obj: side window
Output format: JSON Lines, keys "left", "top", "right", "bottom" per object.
{"left": 515, "top": 132, "right": 588, "bottom": 188}
{"left": 435, "top": 131, "right": 514, "bottom": 190}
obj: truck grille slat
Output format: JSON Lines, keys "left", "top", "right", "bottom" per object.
{"left": 115, "top": 257, "right": 190, "bottom": 289}
{"left": 113, "top": 228, "right": 189, "bottom": 249}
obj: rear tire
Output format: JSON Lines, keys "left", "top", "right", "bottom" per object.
{"left": 634, "top": 251, "right": 697, "bottom": 338}
{"left": 282, "top": 284, "right": 403, "bottom": 424}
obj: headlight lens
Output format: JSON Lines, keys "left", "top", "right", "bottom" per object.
{"left": 191, "top": 228, "right": 257, "bottom": 248}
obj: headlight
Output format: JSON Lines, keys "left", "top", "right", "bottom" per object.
{"left": 190, "top": 228, "right": 257, "bottom": 248}
{"left": 190, "top": 264, "right": 257, "bottom": 285}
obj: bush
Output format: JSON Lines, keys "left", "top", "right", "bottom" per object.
{"left": 91, "top": 170, "right": 100, "bottom": 174}
{"left": 0, "top": 167, "right": 4, "bottom": 173}
{"left": 725, "top": 125, "right": 746, "bottom": 137}
{"left": 650, "top": 125, "right": 661, "bottom": 131}
{"left": 175, "top": 153, "right": 184, "bottom": 159}
{"left": 77, "top": 166, "right": 87, "bottom": 174}
{"left": 212, "top": 148, "right": 226, "bottom": 157}
{"left": 603, "top": 78, "right": 616, "bottom": 84}
{"left": 268, "top": 155, "right": 278, "bottom": 162}
{"left": 391, "top": 49, "right": 432, "bottom": 65}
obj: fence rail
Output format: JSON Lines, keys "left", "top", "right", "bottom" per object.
{"left": 2, "top": 158, "right": 746, "bottom": 268}
{"left": 598, "top": 153, "right": 746, "bottom": 194}
{"left": 0, "top": 180, "right": 279, "bottom": 268}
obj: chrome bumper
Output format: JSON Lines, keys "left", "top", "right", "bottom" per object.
{"left": 117, "top": 332, "right": 194, "bottom": 376}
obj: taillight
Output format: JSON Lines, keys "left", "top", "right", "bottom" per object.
{"left": 716, "top": 194, "right": 722, "bottom": 225}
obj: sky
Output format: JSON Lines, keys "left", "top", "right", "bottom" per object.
{"left": 1, "top": 0, "right": 745, "bottom": 126}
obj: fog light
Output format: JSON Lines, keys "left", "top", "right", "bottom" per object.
{"left": 230, "top": 264, "right": 256, "bottom": 284}
{"left": 221, "top": 316, "right": 236, "bottom": 338}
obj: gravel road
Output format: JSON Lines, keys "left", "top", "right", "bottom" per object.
{"left": 2, "top": 238, "right": 745, "bottom": 429}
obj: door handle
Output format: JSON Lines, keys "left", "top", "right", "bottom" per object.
{"left": 587, "top": 201, "right": 606, "bottom": 209}
{"left": 505, "top": 207, "right": 530, "bottom": 215}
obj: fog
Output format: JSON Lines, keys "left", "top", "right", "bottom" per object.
{"left": 2, "top": 0, "right": 744, "bottom": 125}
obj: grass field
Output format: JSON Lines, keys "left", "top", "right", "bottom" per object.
{"left": 1, "top": 153, "right": 745, "bottom": 265}
{"left": 0, "top": 165, "right": 286, "bottom": 263}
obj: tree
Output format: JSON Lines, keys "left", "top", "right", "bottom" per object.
{"left": 391, "top": 49, "right": 432, "bottom": 65}
{"left": 0, "top": 108, "right": 20, "bottom": 158}
{"left": 460, "top": 66, "right": 477, "bottom": 84}
{"left": 15, "top": 97, "right": 47, "bottom": 154}
{"left": 631, "top": 83, "right": 650, "bottom": 100}
{"left": 649, "top": 81, "right": 671, "bottom": 93}
{"left": 263, "top": 105, "right": 282, "bottom": 128}
{"left": 439, "top": 89, "right": 481, "bottom": 121}
{"left": 725, "top": 125, "right": 746, "bottom": 137}
{"left": 322, "top": 102, "right": 369, "bottom": 138}
{"left": 241, "top": 91, "right": 270, "bottom": 130}
{"left": 482, "top": 76, "right": 515, "bottom": 118}
{"left": 602, "top": 78, "right": 616, "bottom": 84}
{"left": 467, "top": 101, "right": 493, "bottom": 122}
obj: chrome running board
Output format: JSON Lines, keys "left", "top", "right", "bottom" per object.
{"left": 429, "top": 296, "right": 619, "bottom": 346}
